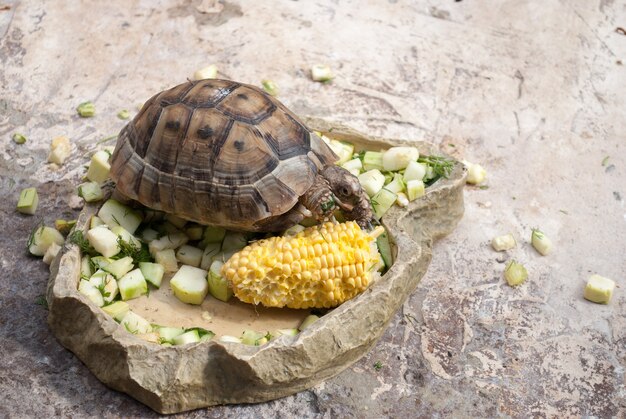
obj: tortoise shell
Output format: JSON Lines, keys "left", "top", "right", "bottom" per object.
{"left": 109, "top": 79, "right": 338, "bottom": 232}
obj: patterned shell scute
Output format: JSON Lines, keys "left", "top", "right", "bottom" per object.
{"left": 109, "top": 79, "right": 337, "bottom": 231}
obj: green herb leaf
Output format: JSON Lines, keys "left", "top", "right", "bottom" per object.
{"left": 418, "top": 155, "right": 455, "bottom": 181}
{"left": 373, "top": 361, "right": 383, "bottom": 371}
{"left": 68, "top": 230, "right": 98, "bottom": 256}
{"left": 113, "top": 237, "right": 152, "bottom": 264}
{"left": 35, "top": 294, "right": 49, "bottom": 309}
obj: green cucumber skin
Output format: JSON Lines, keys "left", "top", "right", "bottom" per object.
{"left": 376, "top": 232, "right": 393, "bottom": 270}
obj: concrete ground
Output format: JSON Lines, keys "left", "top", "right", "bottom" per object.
{"left": 1, "top": 0, "right": 624, "bottom": 417}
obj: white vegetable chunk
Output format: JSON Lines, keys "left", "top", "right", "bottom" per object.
{"left": 358, "top": 169, "right": 386, "bottom": 197}
{"left": 382, "top": 147, "right": 419, "bottom": 171}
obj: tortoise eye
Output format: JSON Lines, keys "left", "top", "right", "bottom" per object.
{"left": 340, "top": 187, "right": 350, "bottom": 196}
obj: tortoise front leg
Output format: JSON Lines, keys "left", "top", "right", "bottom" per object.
{"left": 298, "top": 174, "right": 337, "bottom": 221}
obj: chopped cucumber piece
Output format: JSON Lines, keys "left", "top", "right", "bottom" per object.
{"left": 384, "top": 173, "right": 405, "bottom": 194}
{"left": 403, "top": 161, "right": 427, "bottom": 182}
{"left": 491, "top": 234, "right": 517, "bottom": 252}
{"left": 193, "top": 64, "right": 218, "bottom": 81}
{"left": 208, "top": 260, "right": 233, "bottom": 302}
{"left": 17, "top": 187, "right": 39, "bottom": 215}
{"left": 102, "top": 301, "right": 130, "bottom": 321}
{"left": 184, "top": 224, "right": 204, "bottom": 241}
{"left": 584, "top": 274, "right": 615, "bottom": 304}
{"left": 299, "top": 314, "right": 320, "bottom": 331}
{"left": 341, "top": 157, "right": 363, "bottom": 175}
{"left": 157, "top": 327, "right": 185, "bottom": 343}
{"left": 77, "top": 181, "right": 103, "bottom": 202}
{"left": 140, "top": 228, "right": 159, "bottom": 242}
{"left": 90, "top": 255, "right": 112, "bottom": 270}
{"left": 382, "top": 146, "right": 419, "bottom": 171}
{"left": 86, "top": 150, "right": 111, "bottom": 183}
{"left": 80, "top": 255, "right": 93, "bottom": 279}
{"left": 148, "top": 232, "right": 189, "bottom": 255}
{"left": 358, "top": 169, "right": 386, "bottom": 197}
{"left": 176, "top": 244, "right": 203, "bottom": 267}
{"left": 29, "top": 225, "right": 64, "bottom": 256}
{"left": 78, "top": 279, "right": 105, "bottom": 307}
{"left": 241, "top": 330, "right": 268, "bottom": 346}
{"left": 202, "top": 226, "right": 226, "bottom": 244}
{"left": 219, "top": 335, "right": 242, "bottom": 343}
{"left": 86, "top": 226, "right": 120, "bottom": 258}
{"left": 222, "top": 232, "right": 248, "bottom": 252}
{"left": 261, "top": 79, "right": 279, "bottom": 96}
{"left": 504, "top": 260, "right": 528, "bottom": 286}
{"left": 13, "top": 133, "right": 27, "bottom": 144}
{"left": 102, "top": 256, "right": 134, "bottom": 279}
{"left": 139, "top": 262, "right": 165, "bottom": 288}
{"left": 170, "top": 265, "right": 209, "bottom": 305}
{"left": 43, "top": 242, "right": 61, "bottom": 265}
{"left": 155, "top": 249, "right": 178, "bottom": 272}
{"left": 310, "top": 64, "right": 334, "bottom": 82}
{"left": 274, "top": 328, "right": 299, "bottom": 337}
{"left": 376, "top": 230, "right": 393, "bottom": 269}
{"left": 118, "top": 268, "right": 148, "bottom": 300}
{"left": 371, "top": 188, "right": 397, "bottom": 220}
{"left": 111, "top": 225, "right": 141, "bottom": 250}
{"left": 89, "top": 270, "right": 119, "bottom": 303}
{"left": 406, "top": 179, "right": 425, "bottom": 201}
{"left": 76, "top": 101, "right": 95, "bottom": 117}
{"left": 165, "top": 213, "right": 187, "bottom": 229}
{"left": 120, "top": 311, "right": 152, "bottom": 335}
{"left": 200, "top": 242, "right": 222, "bottom": 270}
{"left": 531, "top": 228, "right": 552, "bottom": 256}
{"left": 327, "top": 139, "right": 354, "bottom": 165}
{"left": 90, "top": 215, "right": 105, "bottom": 229}
{"left": 98, "top": 199, "right": 142, "bottom": 234}
{"left": 283, "top": 224, "right": 305, "bottom": 236}
{"left": 362, "top": 151, "right": 384, "bottom": 171}
{"left": 173, "top": 330, "right": 201, "bottom": 345}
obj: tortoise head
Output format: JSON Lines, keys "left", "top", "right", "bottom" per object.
{"left": 320, "top": 166, "right": 374, "bottom": 229}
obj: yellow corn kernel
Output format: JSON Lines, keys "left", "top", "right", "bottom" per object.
{"left": 222, "top": 221, "right": 382, "bottom": 309}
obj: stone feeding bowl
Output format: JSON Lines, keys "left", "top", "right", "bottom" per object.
{"left": 46, "top": 118, "right": 466, "bottom": 414}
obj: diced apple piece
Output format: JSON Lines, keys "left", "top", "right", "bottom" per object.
{"left": 176, "top": 245, "right": 203, "bottom": 267}
{"left": 208, "top": 260, "right": 233, "bottom": 302}
{"left": 170, "top": 265, "right": 209, "bottom": 305}
{"left": 86, "top": 150, "right": 111, "bottom": 183}
{"left": 17, "top": 187, "right": 39, "bottom": 215}
{"left": 584, "top": 274, "right": 615, "bottom": 304}
{"left": 139, "top": 262, "right": 165, "bottom": 288}
{"left": 155, "top": 249, "right": 178, "bottom": 272}
{"left": 98, "top": 199, "right": 142, "bottom": 234}
{"left": 120, "top": 311, "right": 152, "bottom": 335}
{"left": 86, "top": 226, "right": 120, "bottom": 258}
{"left": 102, "top": 301, "right": 129, "bottom": 321}
{"left": 29, "top": 225, "right": 64, "bottom": 257}
{"left": 43, "top": 242, "right": 62, "bottom": 265}
{"left": 48, "top": 136, "right": 71, "bottom": 165}
{"left": 118, "top": 268, "right": 148, "bottom": 300}
{"left": 382, "top": 146, "right": 419, "bottom": 171}
{"left": 78, "top": 279, "right": 104, "bottom": 307}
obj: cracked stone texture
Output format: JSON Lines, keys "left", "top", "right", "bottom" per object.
{"left": 1, "top": 0, "right": 624, "bottom": 417}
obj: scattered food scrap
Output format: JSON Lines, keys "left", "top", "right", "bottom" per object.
{"left": 584, "top": 274, "right": 615, "bottom": 304}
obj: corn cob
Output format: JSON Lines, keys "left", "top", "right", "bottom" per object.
{"left": 222, "top": 221, "right": 383, "bottom": 309}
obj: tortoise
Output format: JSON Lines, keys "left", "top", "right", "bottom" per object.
{"left": 109, "top": 79, "right": 373, "bottom": 232}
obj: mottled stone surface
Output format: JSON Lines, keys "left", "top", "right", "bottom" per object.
{"left": 1, "top": 0, "right": 624, "bottom": 417}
